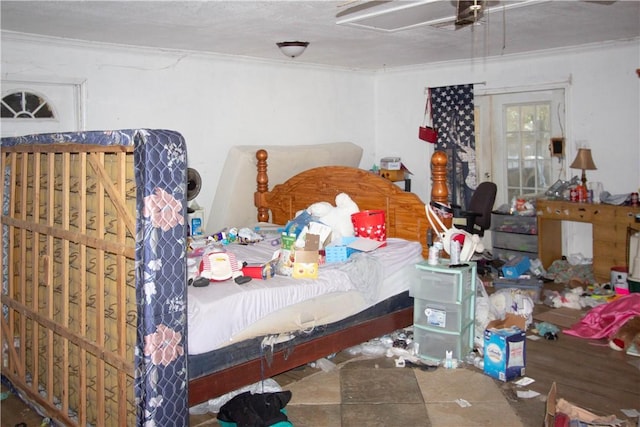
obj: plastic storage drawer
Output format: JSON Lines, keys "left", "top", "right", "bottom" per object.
{"left": 413, "top": 295, "right": 474, "bottom": 333}
{"left": 493, "top": 277, "right": 543, "bottom": 303}
{"left": 493, "top": 247, "right": 538, "bottom": 262}
{"left": 411, "top": 261, "right": 476, "bottom": 303}
{"left": 491, "top": 213, "right": 537, "bottom": 234}
{"left": 414, "top": 323, "right": 474, "bottom": 362}
{"left": 493, "top": 231, "right": 538, "bottom": 253}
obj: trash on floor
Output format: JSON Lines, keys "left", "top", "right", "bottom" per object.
{"left": 454, "top": 398, "right": 472, "bottom": 408}
{"left": 217, "top": 390, "right": 293, "bottom": 427}
{"left": 516, "top": 389, "right": 540, "bottom": 399}
{"left": 543, "top": 285, "right": 607, "bottom": 309}
{"left": 532, "top": 321, "right": 560, "bottom": 340}
{"left": 310, "top": 357, "right": 337, "bottom": 372}
{"left": 544, "top": 258, "right": 595, "bottom": 285}
{"left": 188, "top": 378, "right": 282, "bottom": 415}
{"left": 345, "top": 327, "right": 444, "bottom": 369}
{"left": 544, "top": 382, "right": 627, "bottom": 427}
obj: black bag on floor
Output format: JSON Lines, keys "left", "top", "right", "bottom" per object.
{"left": 217, "top": 390, "right": 293, "bottom": 427}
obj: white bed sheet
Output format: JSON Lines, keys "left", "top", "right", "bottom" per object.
{"left": 187, "top": 238, "right": 422, "bottom": 355}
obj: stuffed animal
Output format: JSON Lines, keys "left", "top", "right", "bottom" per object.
{"left": 306, "top": 193, "right": 359, "bottom": 243}
{"left": 609, "top": 315, "right": 640, "bottom": 354}
{"left": 199, "top": 248, "right": 251, "bottom": 284}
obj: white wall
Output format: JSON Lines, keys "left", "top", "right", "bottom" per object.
{"left": 1, "top": 33, "right": 376, "bottom": 220}
{"left": 3, "top": 33, "right": 639, "bottom": 257}
{"left": 374, "top": 41, "right": 640, "bottom": 203}
{"left": 375, "top": 41, "right": 640, "bottom": 257}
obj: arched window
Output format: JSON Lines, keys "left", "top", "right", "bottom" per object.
{"left": 1, "top": 90, "right": 55, "bottom": 119}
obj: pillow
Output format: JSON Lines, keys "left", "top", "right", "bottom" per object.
{"left": 206, "top": 142, "right": 363, "bottom": 234}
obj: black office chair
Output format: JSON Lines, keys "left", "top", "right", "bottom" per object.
{"left": 451, "top": 182, "right": 497, "bottom": 236}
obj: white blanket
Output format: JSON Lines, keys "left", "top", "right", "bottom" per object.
{"left": 187, "top": 238, "right": 422, "bottom": 355}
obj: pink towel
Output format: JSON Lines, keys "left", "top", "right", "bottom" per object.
{"left": 563, "top": 293, "right": 640, "bottom": 340}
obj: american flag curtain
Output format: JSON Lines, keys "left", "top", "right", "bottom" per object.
{"left": 431, "top": 84, "right": 477, "bottom": 209}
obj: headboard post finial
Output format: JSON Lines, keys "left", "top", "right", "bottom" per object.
{"left": 255, "top": 149, "right": 270, "bottom": 222}
{"left": 431, "top": 151, "right": 448, "bottom": 205}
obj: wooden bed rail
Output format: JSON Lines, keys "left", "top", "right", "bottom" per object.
{"left": 430, "top": 150, "right": 448, "bottom": 205}
{"left": 255, "top": 149, "right": 270, "bottom": 223}
{"left": 254, "top": 148, "right": 449, "bottom": 260}
{"left": 255, "top": 149, "right": 449, "bottom": 221}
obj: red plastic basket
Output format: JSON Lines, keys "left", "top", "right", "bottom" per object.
{"left": 351, "top": 210, "right": 386, "bottom": 242}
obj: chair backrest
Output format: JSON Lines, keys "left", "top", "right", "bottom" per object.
{"left": 468, "top": 181, "right": 497, "bottom": 232}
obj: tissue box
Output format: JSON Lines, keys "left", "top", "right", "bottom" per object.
{"left": 483, "top": 329, "right": 526, "bottom": 382}
{"left": 483, "top": 317, "right": 526, "bottom": 381}
{"left": 501, "top": 255, "right": 530, "bottom": 278}
{"left": 325, "top": 237, "right": 358, "bottom": 263}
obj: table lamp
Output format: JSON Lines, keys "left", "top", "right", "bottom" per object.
{"left": 570, "top": 148, "right": 597, "bottom": 188}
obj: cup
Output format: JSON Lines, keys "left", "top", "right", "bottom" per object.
{"left": 588, "top": 182, "right": 603, "bottom": 204}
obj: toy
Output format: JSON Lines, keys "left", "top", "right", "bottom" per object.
{"left": 609, "top": 315, "right": 640, "bottom": 354}
{"left": 534, "top": 321, "right": 560, "bottom": 340}
{"left": 306, "top": 193, "right": 360, "bottom": 244}
{"left": 199, "top": 248, "right": 251, "bottom": 284}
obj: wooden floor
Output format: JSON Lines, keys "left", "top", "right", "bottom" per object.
{"left": 509, "top": 301, "right": 640, "bottom": 426}
{"left": 3, "top": 289, "right": 640, "bottom": 426}
{"left": 262, "top": 300, "right": 640, "bottom": 427}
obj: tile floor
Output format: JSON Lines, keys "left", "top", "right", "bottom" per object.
{"left": 281, "top": 356, "right": 525, "bottom": 427}
{"left": 189, "top": 353, "right": 533, "bottom": 426}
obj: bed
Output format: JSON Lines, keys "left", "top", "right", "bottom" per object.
{"left": 1, "top": 129, "right": 445, "bottom": 426}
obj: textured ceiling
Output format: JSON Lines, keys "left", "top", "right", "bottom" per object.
{"left": 1, "top": 0, "right": 639, "bottom": 70}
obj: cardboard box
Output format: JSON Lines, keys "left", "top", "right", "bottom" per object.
{"left": 501, "top": 255, "right": 531, "bottom": 278}
{"left": 380, "top": 157, "right": 401, "bottom": 170}
{"left": 483, "top": 314, "right": 527, "bottom": 381}
{"left": 292, "top": 234, "right": 320, "bottom": 279}
{"left": 544, "top": 382, "right": 619, "bottom": 427}
{"left": 292, "top": 250, "right": 319, "bottom": 279}
{"left": 380, "top": 164, "right": 413, "bottom": 182}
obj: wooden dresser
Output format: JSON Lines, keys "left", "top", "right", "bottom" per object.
{"left": 536, "top": 199, "right": 640, "bottom": 283}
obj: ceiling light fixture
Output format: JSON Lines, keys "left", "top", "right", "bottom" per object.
{"left": 276, "top": 41, "right": 309, "bottom": 58}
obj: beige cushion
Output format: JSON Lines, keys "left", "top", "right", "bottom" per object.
{"left": 205, "top": 142, "right": 363, "bottom": 234}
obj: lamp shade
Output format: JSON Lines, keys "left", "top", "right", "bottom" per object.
{"left": 277, "top": 41, "right": 309, "bottom": 58}
{"left": 570, "top": 148, "right": 597, "bottom": 171}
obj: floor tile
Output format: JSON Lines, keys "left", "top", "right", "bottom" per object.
{"left": 426, "top": 401, "right": 524, "bottom": 427}
{"left": 415, "top": 367, "right": 507, "bottom": 403}
{"left": 342, "top": 403, "right": 430, "bottom": 427}
{"left": 341, "top": 366, "right": 424, "bottom": 404}
{"left": 286, "top": 403, "right": 342, "bottom": 427}
{"left": 340, "top": 356, "right": 398, "bottom": 370}
{"left": 284, "top": 369, "right": 341, "bottom": 405}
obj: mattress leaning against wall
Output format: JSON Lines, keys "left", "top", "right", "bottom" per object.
{"left": 1, "top": 129, "right": 188, "bottom": 426}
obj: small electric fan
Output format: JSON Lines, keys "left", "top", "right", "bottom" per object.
{"left": 628, "top": 231, "right": 640, "bottom": 287}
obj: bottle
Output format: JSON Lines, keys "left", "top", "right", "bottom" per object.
{"left": 570, "top": 187, "right": 578, "bottom": 202}
{"left": 428, "top": 246, "right": 439, "bottom": 265}
{"left": 450, "top": 240, "right": 461, "bottom": 265}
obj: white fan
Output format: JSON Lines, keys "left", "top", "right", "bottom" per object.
{"left": 629, "top": 232, "right": 640, "bottom": 282}
{"left": 425, "top": 202, "right": 483, "bottom": 262}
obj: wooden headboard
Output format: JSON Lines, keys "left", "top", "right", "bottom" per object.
{"left": 254, "top": 149, "right": 449, "bottom": 259}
